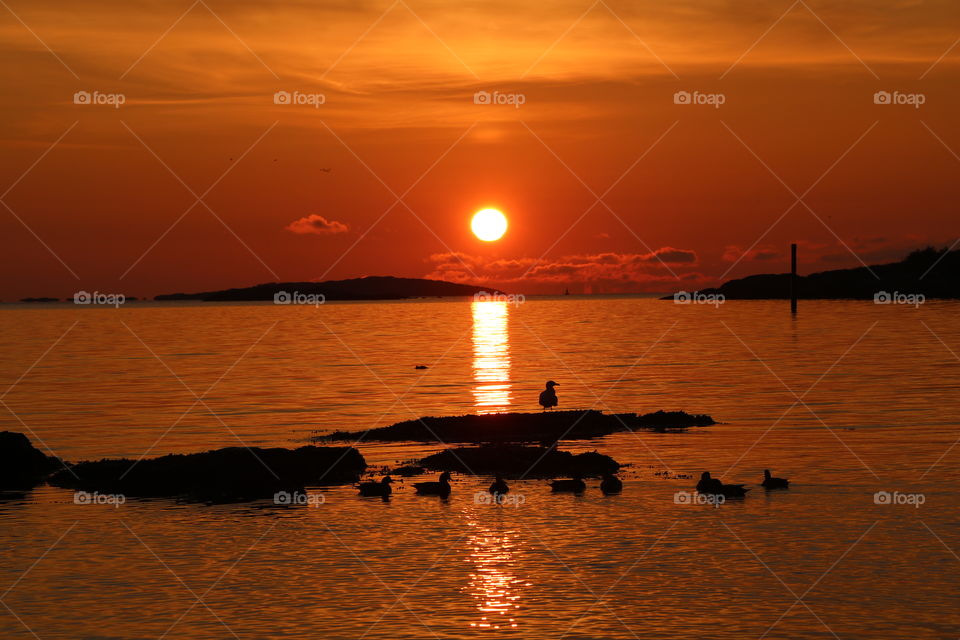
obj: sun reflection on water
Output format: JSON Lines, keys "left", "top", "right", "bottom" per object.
{"left": 471, "top": 301, "right": 511, "bottom": 413}
{"left": 464, "top": 519, "right": 531, "bottom": 630}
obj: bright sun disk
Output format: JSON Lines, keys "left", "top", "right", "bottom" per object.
{"left": 471, "top": 208, "right": 508, "bottom": 242}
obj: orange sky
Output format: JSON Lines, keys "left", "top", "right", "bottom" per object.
{"left": 0, "top": 0, "right": 958, "bottom": 298}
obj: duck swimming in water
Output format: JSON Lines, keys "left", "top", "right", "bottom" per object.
{"left": 358, "top": 476, "right": 393, "bottom": 497}
{"left": 539, "top": 380, "right": 559, "bottom": 410}
{"left": 414, "top": 471, "right": 452, "bottom": 497}
{"left": 761, "top": 469, "right": 789, "bottom": 489}
{"left": 600, "top": 473, "right": 623, "bottom": 494}
{"left": 488, "top": 476, "right": 509, "bottom": 495}
{"left": 696, "top": 471, "right": 749, "bottom": 498}
{"left": 550, "top": 476, "right": 585, "bottom": 493}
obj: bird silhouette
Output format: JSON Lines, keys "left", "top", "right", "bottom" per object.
{"left": 358, "top": 476, "right": 393, "bottom": 497}
{"left": 414, "top": 471, "right": 452, "bottom": 497}
{"left": 539, "top": 380, "right": 559, "bottom": 410}
{"left": 550, "top": 476, "right": 585, "bottom": 493}
{"left": 600, "top": 473, "right": 623, "bottom": 494}
{"left": 696, "top": 471, "right": 749, "bottom": 498}
{"left": 761, "top": 469, "right": 789, "bottom": 489}
{"left": 488, "top": 476, "right": 509, "bottom": 495}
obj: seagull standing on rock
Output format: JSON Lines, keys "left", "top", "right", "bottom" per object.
{"left": 539, "top": 380, "right": 559, "bottom": 410}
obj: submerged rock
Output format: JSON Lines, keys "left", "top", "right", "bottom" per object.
{"left": 322, "top": 409, "right": 714, "bottom": 444}
{"left": 0, "top": 431, "right": 61, "bottom": 490}
{"left": 417, "top": 444, "right": 620, "bottom": 479}
{"left": 49, "top": 445, "right": 365, "bottom": 503}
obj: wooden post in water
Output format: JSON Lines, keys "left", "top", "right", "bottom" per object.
{"left": 790, "top": 243, "right": 798, "bottom": 314}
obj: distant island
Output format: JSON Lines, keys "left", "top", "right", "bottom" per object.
{"left": 155, "top": 275, "right": 505, "bottom": 302}
{"left": 665, "top": 247, "right": 960, "bottom": 300}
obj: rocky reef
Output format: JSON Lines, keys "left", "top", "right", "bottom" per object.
{"left": 417, "top": 444, "right": 620, "bottom": 479}
{"left": 322, "top": 409, "right": 715, "bottom": 444}
{"left": 49, "top": 445, "right": 366, "bottom": 503}
{"left": 0, "top": 431, "right": 62, "bottom": 490}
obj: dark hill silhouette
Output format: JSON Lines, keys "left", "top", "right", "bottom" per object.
{"left": 155, "top": 276, "right": 505, "bottom": 302}
{"left": 664, "top": 247, "right": 960, "bottom": 300}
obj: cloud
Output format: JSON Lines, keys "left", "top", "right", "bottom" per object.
{"left": 722, "top": 244, "right": 780, "bottom": 262}
{"left": 285, "top": 214, "right": 348, "bottom": 235}
{"left": 425, "top": 247, "right": 703, "bottom": 292}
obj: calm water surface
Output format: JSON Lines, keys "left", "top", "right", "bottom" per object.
{"left": 1, "top": 297, "right": 959, "bottom": 639}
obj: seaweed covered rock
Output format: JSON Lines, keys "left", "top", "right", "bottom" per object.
{"left": 49, "top": 445, "right": 365, "bottom": 503}
{"left": 634, "top": 410, "right": 715, "bottom": 429}
{"left": 322, "top": 409, "right": 714, "bottom": 444}
{"left": 418, "top": 445, "right": 620, "bottom": 479}
{"left": 0, "top": 431, "right": 61, "bottom": 490}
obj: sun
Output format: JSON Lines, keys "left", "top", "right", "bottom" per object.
{"left": 471, "top": 208, "right": 508, "bottom": 242}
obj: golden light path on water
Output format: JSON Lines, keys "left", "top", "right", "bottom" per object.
{"left": 471, "top": 300, "right": 511, "bottom": 413}
{"left": 464, "top": 518, "right": 531, "bottom": 630}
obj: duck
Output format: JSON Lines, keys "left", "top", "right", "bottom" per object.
{"left": 550, "top": 476, "right": 585, "bottom": 493}
{"left": 761, "top": 469, "right": 789, "bottom": 489}
{"left": 357, "top": 476, "right": 393, "bottom": 497}
{"left": 488, "top": 476, "right": 509, "bottom": 495}
{"left": 696, "top": 471, "right": 749, "bottom": 498}
{"left": 538, "top": 380, "right": 559, "bottom": 410}
{"left": 414, "top": 471, "right": 452, "bottom": 497}
{"left": 600, "top": 473, "right": 623, "bottom": 495}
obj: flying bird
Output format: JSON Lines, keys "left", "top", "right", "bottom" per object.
{"left": 539, "top": 380, "right": 559, "bottom": 410}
